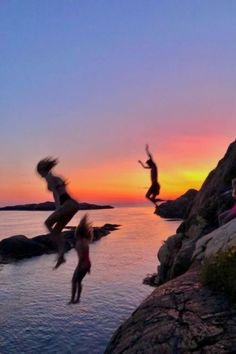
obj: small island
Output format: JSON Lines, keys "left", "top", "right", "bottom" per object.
{"left": 0, "top": 201, "right": 113, "bottom": 211}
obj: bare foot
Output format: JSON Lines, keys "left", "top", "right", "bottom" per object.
{"left": 54, "top": 256, "right": 66, "bottom": 269}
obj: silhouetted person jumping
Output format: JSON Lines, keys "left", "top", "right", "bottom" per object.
{"left": 138, "top": 144, "right": 161, "bottom": 205}
{"left": 36, "top": 157, "right": 79, "bottom": 269}
{"left": 69, "top": 214, "right": 93, "bottom": 304}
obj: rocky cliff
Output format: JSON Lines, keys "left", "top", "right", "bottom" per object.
{"left": 105, "top": 266, "right": 236, "bottom": 354}
{"left": 156, "top": 140, "right": 236, "bottom": 285}
{"left": 105, "top": 140, "right": 236, "bottom": 353}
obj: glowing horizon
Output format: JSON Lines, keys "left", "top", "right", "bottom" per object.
{"left": 0, "top": 2, "right": 235, "bottom": 207}
{"left": 0, "top": 135, "right": 233, "bottom": 207}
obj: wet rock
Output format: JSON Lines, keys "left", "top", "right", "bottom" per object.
{"left": 0, "top": 235, "right": 46, "bottom": 261}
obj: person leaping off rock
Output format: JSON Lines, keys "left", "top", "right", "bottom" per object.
{"left": 36, "top": 157, "right": 79, "bottom": 269}
{"left": 138, "top": 144, "right": 161, "bottom": 206}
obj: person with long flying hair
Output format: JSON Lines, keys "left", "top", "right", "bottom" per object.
{"left": 36, "top": 157, "right": 79, "bottom": 268}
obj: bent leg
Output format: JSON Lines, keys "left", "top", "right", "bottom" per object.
{"left": 146, "top": 187, "right": 155, "bottom": 205}
{"left": 45, "top": 204, "right": 79, "bottom": 268}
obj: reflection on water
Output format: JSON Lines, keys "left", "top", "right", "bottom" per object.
{"left": 0, "top": 207, "right": 180, "bottom": 354}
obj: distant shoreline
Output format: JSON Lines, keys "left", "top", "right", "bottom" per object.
{"left": 0, "top": 201, "right": 114, "bottom": 211}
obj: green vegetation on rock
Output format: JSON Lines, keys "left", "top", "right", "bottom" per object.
{"left": 200, "top": 246, "right": 236, "bottom": 303}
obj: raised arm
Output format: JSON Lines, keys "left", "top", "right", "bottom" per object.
{"left": 138, "top": 160, "right": 150, "bottom": 169}
{"left": 145, "top": 144, "right": 153, "bottom": 160}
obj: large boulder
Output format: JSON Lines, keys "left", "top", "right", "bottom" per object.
{"left": 106, "top": 270, "right": 236, "bottom": 353}
{"left": 156, "top": 189, "right": 198, "bottom": 219}
{"left": 0, "top": 224, "right": 120, "bottom": 263}
{"left": 156, "top": 140, "right": 236, "bottom": 285}
{"left": 107, "top": 190, "right": 236, "bottom": 353}
{"left": 0, "top": 235, "right": 46, "bottom": 261}
{"left": 193, "top": 218, "right": 236, "bottom": 262}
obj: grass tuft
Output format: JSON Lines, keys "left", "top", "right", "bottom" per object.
{"left": 200, "top": 246, "right": 236, "bottom": 303}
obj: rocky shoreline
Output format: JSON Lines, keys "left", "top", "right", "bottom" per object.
{"left": 0, "top": 223, "right": 120, "bottom": 263}
{"left": 106, "top": 267, "right": 236, "bottom": 353}
{"left": 106, "top": 139, "right": 236, "bottom": 353}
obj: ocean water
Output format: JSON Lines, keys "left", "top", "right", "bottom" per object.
{"left": 0, "top": 207, "right": 180, "bottom": 354}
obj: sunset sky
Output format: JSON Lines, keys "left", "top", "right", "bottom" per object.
{"left": 1, "top": 1, "right": 235, "bottom": 206}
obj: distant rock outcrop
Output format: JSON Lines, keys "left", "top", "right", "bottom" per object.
{"left": 0, "top": 201, "right": 113, "bottom": 211}
{"left": 156, "top": 189, "right": 198, "bottom": 219}
{"left": 0, "top": 224, "right": 120, "bottom": 263}
{"left": 155, "top": 140, "right": 236, "bottom": 285}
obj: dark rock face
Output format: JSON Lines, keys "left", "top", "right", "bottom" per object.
{"left": 105, "top": 270, "right": 236, "bottom": 354}
{"left": 0, "top": 224, "right": 120, "bottom": 263}
{"left": 156, "top": 189, "right": 198, "bottom": 219}
{"left": 0, "top": 235, "right": 46, "bottom": 260}
{"left": 0, "top": 201, "right": 113, "bottom": 211}
{"left": 156, "top": 140, "right": 236, "bottom": 285}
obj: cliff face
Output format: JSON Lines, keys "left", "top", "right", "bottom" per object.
{"left": 156, "top": 140, "right": 236, "bottom": 284}
{"left": 105, "top": 140, "right": 236, "bottom": 353}
{"left": 106, "top": 220, "right": 236, "bottom": 353}
{"left": 105, "top": 268, "right": 236, "bottom": 354}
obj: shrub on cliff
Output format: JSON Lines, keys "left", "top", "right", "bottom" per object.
{"left": 200, "top": 246, "right": 236, "bottom": 303}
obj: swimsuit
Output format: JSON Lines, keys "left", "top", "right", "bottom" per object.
{"left": 73, "top": 262, "right": 91, "bottom": 282}
{"left": 147, "top": 181, "right": 160, "bottom": 196}
{"left": 59, "top": 192, "right": 71, "bottom": 205}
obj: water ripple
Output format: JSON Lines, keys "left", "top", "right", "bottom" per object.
{"left": 0, "top": 207, "right": 180, "bottom": 353}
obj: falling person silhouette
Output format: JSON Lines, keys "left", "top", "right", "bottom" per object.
{"left": 69, "top": 214, "right": 93, "bottom": 304}
{"left": 36, "top": 157, "right": 79, "bottom": 269}
{"left": 138, "top": 144, "right": 161, "bottom": 205}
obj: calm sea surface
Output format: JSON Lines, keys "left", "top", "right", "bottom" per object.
{"left": 0, "top": 207, "right": 180, "bottom": 354}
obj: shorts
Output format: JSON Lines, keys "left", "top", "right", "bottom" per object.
{"left": 147, "top": 182, "right": 160, "bottom": 196}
